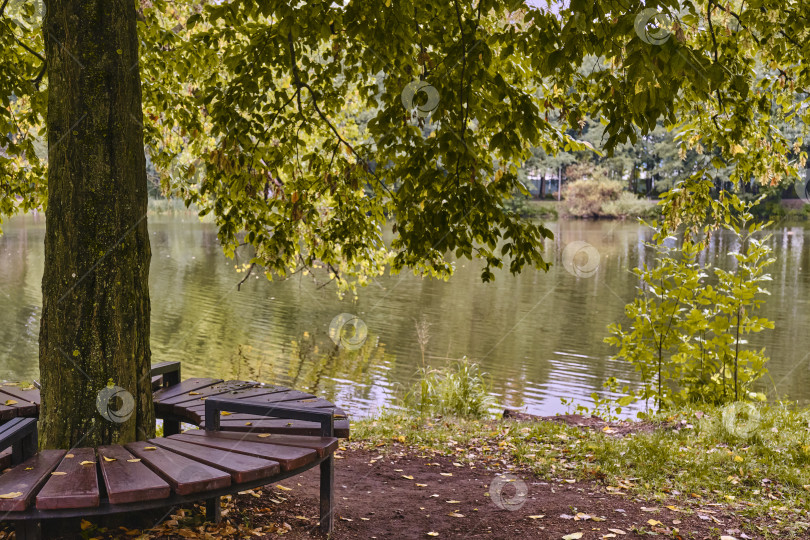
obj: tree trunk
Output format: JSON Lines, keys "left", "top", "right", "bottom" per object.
{"left": 39, "top": 0, "right": 154, "bottom": 449}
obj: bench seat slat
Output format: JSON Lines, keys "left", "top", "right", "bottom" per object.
{"left": 125, "top": 441, "right": 231, "bottom": 496}
{"left": 0, "top": 390, "right": 38, "bottom": 418}
{"left": 35, "top": 448, "right": 100, "bottom": 510}
{"left": 157, "top": 380, "right": 259, "bottom": 408}
{"left": 149, "top": 437, "right": 280, "bottom": 484}
{"left": 168, "top": 432, "right": 316, "bottom": 471}
{"left": 180, "top": 429, "right": 339, "bottom": 458}
{"left": 0, "top": 384, "right": 41, "bottom": 408}
{"left": 153, "top": 377, "right": 223, "bottom": 404}
{"left": 97, "top": 445, "right": 171, "bottom": 505}
{"left": 0, "top": 450, "right": 65, "bottom": 512}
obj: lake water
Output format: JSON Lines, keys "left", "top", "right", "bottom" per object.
{"left": 1, "top": 213, "right": 808, "bottom": 417}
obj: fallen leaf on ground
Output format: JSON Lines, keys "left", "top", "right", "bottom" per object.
{"left": 448, "top": 513, "right": 464, "bottom": 518}
{"left": 402, "top": 475, "right": 414, "bottom": 480}
{"left": 562, "top": 533, "right": 583, "bottom": 540}
{"left": 427, "top": 533, "right": 439, "bottom": 537}
{"left": 440, "top": 472, "right": 453, "bottom": 477}
{"left": 275, "top": 485, "right": 292, "bottom": 491}
{"left": 607, "top": 529, "right": 626, "bottom": 535}
{"left": 527, "top": 515, "right": 545, "bottom": 519}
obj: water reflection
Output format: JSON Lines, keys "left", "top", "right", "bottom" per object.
{"left": 0, "top": 213, "right": 808, "bottom": 416}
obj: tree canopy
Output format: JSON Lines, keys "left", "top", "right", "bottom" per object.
{"left": 2, "top": 0, "right": 809, "bottom": 287}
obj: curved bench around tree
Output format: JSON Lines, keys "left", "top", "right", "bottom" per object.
{"left": 0, "top": 363, "right": 347, "bottom": 540}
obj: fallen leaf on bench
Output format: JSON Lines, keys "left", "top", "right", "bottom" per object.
{"left": 339, "top": 517, "right": 352, "bottom": 522}
{"left": 402, "top": 475, "right": 414, "bottom": 480}
{"left": 258, "top": 434, "right": 271, "bottom": 438}
{"left": 51, "top": 472, "right": 67, "bottom": 476}
{"left": 127, "top": 459, "right": 141, "bottom": 463}
{"left": 65, "top": 454, "right": 74, "bottom": 458}
{"left": 0, "top": 492, "right": 22, "bottom": 498}
{"left": 427, "top": 533, "right": 439, "bottom": 537}
{"left": 80, "top": 461, "right": 95, "bottom": 466}
{"left": 446, "top": 500, "right": 460, "bottom": 504}
{"left": 189, "top": 392, "right": 200, "bottom": 395}
{"left": 102, "top": 456, "right": 117, "bottom": 462}
{"left": 416, "top": 483, "right": 427, "bottom": 487}
{"left": 440, "top": 472, "right": 453, "bottom": 476}
{"left": 144, "top": 447, "right": 157, "bottom": 451}
{"left": 275, "top": 485, "right": 292, "bottom": 491}
{"left": 360, "top": 517, "right": 370, "bottom": 521}
{"left": 221, "top": 412, "right": 232, "bottom": 416}
{"left": 245, "top": 422, "right": 252, "bottom": 426}
{"left": 24, "top": 467, "right": 32, "bottom": 471}
{"left": 4, "top": 400, "right": 17, "bottom": 406}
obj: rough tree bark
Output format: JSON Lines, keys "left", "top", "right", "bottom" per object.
{"left": 39, "top": 0, "right": 154, "bottom": 449}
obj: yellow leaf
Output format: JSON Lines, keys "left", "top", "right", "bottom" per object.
{"left": 730, "top": 143, "right": 745, "bottom": 155}
{"left": 0, "top": 492, "right": 22, "bottom": 499}
{"left": 427, "top": 533, "right": 439, "bottom": 537}
{"left": 102, "top": 456, "right": 117, "bottom": 462}
{"left": 80, "top": 461, "right": 95, "bottom": 466}
{"left": 440, "top": 472, "right": 452, "bottom": 477}
{"left": 607, "top": 529, "right": 626, "bottom": 535}
{"left": 51, "top": 472, "right": 67, "bottom": 476}
{"left": 80, "top": 520, "right": 92, "bottom": 530}
{"left": 245, "top": 422, "right": 252, "bottom": 426}
{"left": 275, "top": 485, "right": 292, "bottom": 491}
{"left": 402, "top": 475, "right": 414, "bottom": 480}
{"left": 4, "top": 400, "right": 17, "bottom": 406}
{"left": 127, "top": 459, "right": 141, "bottom": 463}
{"left": 647, "top": 519, "right": 663, "bottom": 527}
{"left": 258, "top": 434, "right": 271, "bottom": 438}
{"left": 734, "top": 455, "right": 744, "bottom": 462}
{"left": 528, "top": 515, "right": 545, "bottom": 519}
{"left": 446, "top": 500, "right": 460, "bottom": 504}
{"left": 143, "top": 447, "right": 157, "bottom": 451}
{"left": 448, "top": 512, "right": 464, "bottom": 518}
{"left": 65, "top": 454, "right": 75, "bottom": 459}
{"left": 416, "top": 483, "right": 427, "bottom": 487}
{"left": 189, "top": 392, "right": 200, "bottom": 395}
{"left": 221, "top": 411, "right": 232, "bottom": 416}
{"left": 562, "top": 533, "right": 583, "bottom": 540}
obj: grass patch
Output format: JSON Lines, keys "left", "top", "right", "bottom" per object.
{"left": 350, "top": 403, "right": 810, "bottom": 538}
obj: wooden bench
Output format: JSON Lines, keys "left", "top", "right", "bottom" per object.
{"left": 0, "top": 363, "right": 345, "bottom": 539}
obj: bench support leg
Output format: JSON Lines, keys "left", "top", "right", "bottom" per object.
{"left": 319, "top": 455, "right": 334, "bottom": 534}
{"left": 206, "top": 496, "right": 221, "bottom": 523}
{"left": 15, "top": 520, "right": 41, "bottom": 540}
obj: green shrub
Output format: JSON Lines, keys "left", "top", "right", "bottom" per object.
{"left": 600, "top": 192, "right": 658, "bottom": 219}
{"left": 560, "top": 178, "right": 625, "bottom": 218}
{"left": 403, "top": 357, "right": 496, "bottom": 419}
